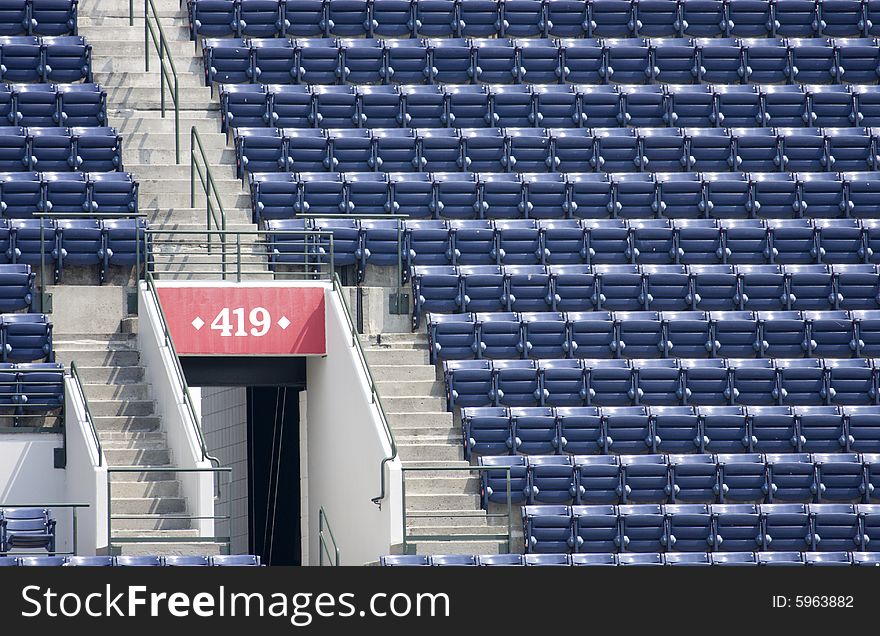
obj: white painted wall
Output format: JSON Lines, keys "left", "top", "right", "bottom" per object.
{"left": 201, "top": 386, "right": 249, "bottom": 554}
{"left": 0, "top": 434, "right": 73, "bottom": 554}
{"left": 305, "top": 287, "right": 402, "bottom": 566}
{"left": 63, "top": 376, "right": 108, "bottom": 555}
{"left": 138, "top": 282, "right": 215, "bottom": 539}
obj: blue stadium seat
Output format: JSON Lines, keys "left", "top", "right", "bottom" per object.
{"left": 202, "top": 38, "right": 250, "bottom": 86}
{"left": 212, "top": 554, "right": 262, "bottom": 566}
{"left": 65, "top": 556, "right": 114, "bottom": 566}
{"left": 826, "top": 358, "right": 876, "bottom": 405}
{"left": 652, "top": 405, "right": 701, "bottom": 453}
{"left": 571, "top": 503, "right": 619, "bottom": 552}
{"left": 594, "top": 263, "right": 642, "bottom": 310}
{"left": 371, "top": 0, "right": 414, "bottom": 38}
{"left": 431, "top": 554, "right": 477, "bottom": 566}
{"left": 620, "top": 453, "right": 669, "bottom": 502}
{"left": 384, "top": 39, "right": 431, "bottom": 85}
{"left": 775, "top": 358, "right": 825, "bottom": 405}
{"left": 797, "top": 405, "right": 847, "bottom": 452}
{"left": 711, "top": 550, "right": 758, "bottom": 565}
{"left": 523, "top": 553, "right": 571, "bottom": 565}
{"left": 814, "top": 454, "right": 866, "bottom": 503}
{"left": 705, "top": 402, "right": 752, "bottom": 451}
{"left": 478, "top": 311, "right": 522, "bottom": 358}
{"left": 460, "top": 264, "right": 505, "bottom": 311}
{"left": 711, "top": 503, "right": 762, "bottom": 551}
{"left": 615, "top": 310, "right": 664, "bottom": 358}
{"left": 757, "top": 551, "right": 806, "bottom": 565}
{"left": 619, "top": 503, "right": 665, "bottom": 552}
{"left": 663, "top": 310, "right": 712, "bottom": 357}
{"left": 766, "top": 452, "right": 815, "bottom": 501}
{"left": 221, "top": 84, "right": 268, "bottom": 132}
{"left": 669, "top": 453, "right": 718, "bottom": 501}
{"left": 3, "top": 312, "right": 50, "bottom": 361}
{"left": 585, "top": 358, "right": 632, "bottom": 407}
{"left": 445, "top": 359, "right": 494, "bottom": 408}
{"left": 190, "top": 0, "right": 237, "bottom": 38}
{"left": 836, "top": 37, "right": 880, "bottom": 84}
{"left": 251, "top": 40, "right": 296, "bottom": 85}
{"left": 651, "top": 38, "right": 699, "bottom": 84}
{"left": 513, "top": 406, "right": 559, "bottom": 454}
{"left": 494, "top": 358, "right": 540, "bottom": 405}
{"left": 656, "top": 173, "right": 703, "bottom": 219}
{"left": 479, "top": 455, "right": 529, "bottom": 505}
{"left": 326, "top": 0, "right": 370, "bottom": 37}
{"left": 719, "top": 453, "right": 769, "bottom": 502}
{"left": 528, "top": 454, "right": 574, "bottom": 502}
{"left": 664, "top": 503, "right": 714, "bottom": 552}
{"left": 803, "top": 551, "right": 852, "bottom": 565}
{"left": 476, "top": 554, "right": 524, "bottom": 565}
{"left": 164, "top": 556, "right": 210, "bottom": 567}
{"left": 603, "top": 404, "right": 653, "bottom": 453}
{"left": 762, "top": 503, "right": 812, "bottom": 551}
{"left": 463, "top": 406, "right": 511, "bottom": 457}
{"left": 1, "top": 507, "right": 54, "bottom": 552}
{"left": 557, "top": 38, "right": 603, "bottom": 84}
{"left": 573, "top": 454, "right": 620, "bottom": 503}
{"left": 642, "top": 264, "right": 691, "bottom": 311}
{"left": 379, "top": 555, "right": 430, "bottom": 566}
{"left": 540, "top": 357, "right": 586, "bottom": 405}
{"left": 391, "top": 173, "right": 433, "bottom": 218}
{"left": 429, "top": 312, "right": 476, "bottom": 362}
{"left": 413, "top": 264, "right": 460, "bottom": 325}
{"left": 846, "top": 405, "right": 880, "bottom": 452}
{"left": 523, "top": 504, "right": 572, "bottom": 552}
{"left": 346, "top": 172, "right": 391, "bottom": 214}
{"left": 788, "top": 37, "right": 837, "bottom": 84}
{"left": 558, "top": 405, "right": 603, "bottom": 453}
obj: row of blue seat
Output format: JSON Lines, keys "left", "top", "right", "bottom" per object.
{"left": 522, "top": 502, "right": 880, "bottom": 553}
{"left": 463, "top": 404, "right": 880, "bottom": 454}
{"left": 446, "top": 358, "right": 880, "bottom": 408}
{"left": 380, "top": 551, "right": 880, "bottom": 565}
{"left": 205, "top": 36, "right": 880, "bottom": 87}
{"left": 0, "top": 218, "right": 146, "bottom": 284}
{"left": 221, "top": 82, "right": 880, "bottom": 133}
{"left": 479, "top": 452, "right": 880, "bottom": 505}
{"left": 0, "top": 36, "right": 89, "bottom": 83}
{"left": 0, "top": 363, "right": 62, "bottom": 414}
{"left": 190, "top": 0, "right": 880, "bottom": 40}
{"left": 0, "top": 126, "right": 121, "bottom": 172}
{"left": 0, "top": 314, "right": 52, "bottom": 361}
{"left": 255, "top": 174, "right": 880, "bottom": 222}
{"left": 0, "top": 82, "right": 104, "bottom": 127}
{"left": 0, "top": 263, "right": 31, "bottom": 311}
{"left": 411, "top": 264, "right": 880, "bottom": 326}
{"left": 0, "top": 1, "right": 77, "bottom": 37}
{"left": 0, "top": 507, "right": 53, "bottom": 551}
{"left": 0, "top": 555, "right": 262, "bottom": 566}
{"left": 0, "top": 172, "right": 136, "bottom": 218}
{"left": 234, "top": 126, "right": 880, "bottom": 178}
{"left": 428, "top": 309, "right": 880, "bottom": 362}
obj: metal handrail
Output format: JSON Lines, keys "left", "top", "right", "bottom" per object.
{"left": 332, "top": 273, "right": 398, "bottom": 507}
{"left": 143, "top": 271, "right": 221, "bottom": 476}
{"left": 401, "top": 466, "right": 515, "bottom": 555}
{"left": 318, "top": 507, "right": 340, "bottom": 566}
{"left": 190, "top": 126, "right": 226, "bottom": 262}
{"left": 68, "top": 361, "right": 102, "bottom": 467}
{"left": 144, "top": 0, "right": 181, "bottom": 164}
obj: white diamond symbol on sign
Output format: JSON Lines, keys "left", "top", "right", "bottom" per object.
{"left": 277, "top": 316, "right": 291, "bottom": 330}
{"left": 191, "top": 316, "right": 205, "bottom": 331}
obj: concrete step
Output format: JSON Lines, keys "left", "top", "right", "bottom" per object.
{"left": 405, "top": 511, "right": 493, "bottom": 528}
{"left": 136, "top": 179, "right": 242, "bottom": 195}
{"left": 80, "top": 16, "right": 191, "bottom": 27}
{"left": 106, "top": 88, "right": 217, "bottom": 110}
{"left": 124, "top": 166, "right": 235, "bottom": 183}
{"left": 99, "top": 431, "right": 165, "bottom": 442}
{"left": 370, "top": 365, "right": 437, "bottom": 382}
{"left": 81, "top": 25, "right": 193, "bottom": 41}
{"left": 80, "top": 0, "right": 189, "bottom": 17}
{"left": 54, "top": 335, "right": 136, "bottom": 348}
{"left": 124, "top": 133, "right": 230, "bottom": 154}
{"left": 386, "top": 412, "right": 453, "bottom": 427}
{"left": 381, "top": 395, "right": 447, "bottom": 413}
{"left": 109, "top": 480, "right": 181, "bottom": 498}
{"left": 399, "top": 460, "right": 471, "bottom": 471}
{"left": 406, "top": 493, "right": 482, "bottom": 509}
{"left": 405, "top": 476, "right": 481, "bottom": 495}
{"left": 82, "top": 383, "right": 150, "bottom": 400}
{"left": 365, "top": 333, "right": 429, "bottom": 346}
{"left": 104, "top": 447, "right": 170, "bottom": 465}
{"left": 94, "top": 70, "right": 207, "bottom": 88}
{"left": 391, "top": 425, "right": 459, "bottom": 438}
{"left": 115, "top": 542, "right": 224, "bottom": 557}
{"left": 405, "top": 525, "right": 508, "bottom": 537}
{"left": 110, "top": 517, "right": 190, "bottom": 531}
{"left": 397, "top": 433, "right": 459, "bottom": 445}
{"left": 111, "top": 497, "right": 187, "bottom": 514}
{"left": 94, "top": 56, "right": 206, "bottom": 74}
{"left": 94, "top": 415, "right": 161, "bottom": 432}
{"left": 76, "top": 365, "right": 145, "bottom": 384}
{"left": 102, "top": 438, "right": 168, "bottom": 450}
{"left": 365, "top": 348, "right": 431, "bottom": 365}
{"left": 91, "top": 39, "right": 204, "bottom": 58}
{"left": 54, "top": 350, "right": 140, "bottom": 366}
{"left": 109, "top": 469, "right": 180, "bottom": 483}
{"left": 90, "top": 400, "right": 156, "bottom": 417}
{"left": 397, "top": 443, "right": 462, "bottom": 462}
{"left": 376, "top": 380, "right": 445, "bottom": 397}
{"left": 409, "top": 540, "right": 506, "bottom": 555}
{"left": 111, "top": 529, "right": 199, "bottom": 539}
{"left": 139, "top": 189, "right": 248, "bottom": 208}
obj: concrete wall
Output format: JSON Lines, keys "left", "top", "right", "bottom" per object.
{"left": 64, "top": 377, "right": 108, "bottom": 555}
{"left": 305, "top": 287, "right": 402, "bottom": 566}
{"left": 138, "top": 282, "right": 215, "bottom": 538}
{"left": 48, "top": 285, "right": 131, "bottom": 334}
{"left": 200, "top": 386, "right": 249, "bottom": 555}
{"left": 0, "top": 434, "right": 74, "bottom": 554}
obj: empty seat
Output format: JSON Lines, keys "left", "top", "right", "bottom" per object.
{"left": 494, "top": 358, "right": 540, "bottom": 406}
{"left": 703, "top": 406, "right": 751, "bottom": 454}
{"left": 479, "top": 455, "right": 529, "bottom": 505}
{"left": 523, "top": 312, "right": 569, "bottom": 359}
{"left": 478, "top": 311, "right": 523, "bottom": 358}
{"left": 621, "top": 454, "right": 669, "bottom": 502}
{"left": 619, "top": 503, "right": 665, "bottom": 552}
{"left": 762, "top": 503, "right": 812, "bottom": 552}
{"left": 523, "top": 504, "right": 572, "bottom": 552}
{"left": 573, "top": 454, "right": 620, "bottom": 503}
{"left": 1, "top": 507, "right": 54, "bottom": 552}
{"left": 558, "top": 405, "right": 603, "bottom": 453}
{"left": 670, "top": 453, "right": 718, "bottom": 501}
{"left": 711, "top": 503, "right": 762, "bottom": 551}
{"left": 604, "top": 405, "right": 653, "bottom": 453}
{"left": 557, "top": 38, "right": 603, "bottom": 84}
{"left": 528, "top": 455, "right": 574, "bottom": 502}
{"left": 445, "top": 359, "right": 494, "bottom": 408}
{"left": 653, "top": 405, "right": 701, "bottom": 453}
{"left": 463, "top": 406, "right": 511, "bottom": 457}
{"left": 814, "top": 455, "right": 866, "bottom": 503}
{"left": 766, "top": 452, "right": 815, "bottom": 501}
{"left": 665, "top": 504, "right": 714, "bottom": 552}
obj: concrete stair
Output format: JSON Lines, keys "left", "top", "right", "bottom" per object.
{"left": 79, "top": 0, "right": 263, "bottom": 280}
{"left": 56, "top": 331, "right": 219, "bottom": 556}
{"left": 363, "top": 332, "right": 510, "bottom": 556}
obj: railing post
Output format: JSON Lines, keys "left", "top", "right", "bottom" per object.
{"left": 236, "top": 233, "right": 241, "bottom": 282}
{"left": 129, "top": 0, "right": 134, "bottom": 26}
{"left": 39, "top": 219, "right": 46, "bottom": 312}
{"left": 144, "top": 0, "right": 149, "bottom": 73}
{"left": 174, "top": 77, "right": 180, "bottom": 164}
{"left": 401, "top": 469, "right": 408, "bottom": 554}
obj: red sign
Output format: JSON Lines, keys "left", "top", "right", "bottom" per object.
{"left": 155, "top": 285, "right": 326, "bottom": 356}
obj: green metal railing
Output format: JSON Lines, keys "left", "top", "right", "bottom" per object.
{"left": 146, "top": 228, "right": 335, "bottom": 281}
{"left": 107, "top": 467, "right": 231, "bottom": 554}
{"left": 401, "top": 466, "right": 515, "bottom": 555}
{"left": 191, "top": 126, "right": 226, "bottom": 259}
{"left": 333, "top": 273, "right": 398, "bottom": 508}
{"left": 144, "top": 271, "right": 221, "bottom": 476}
{"left": 68, "top": 361, "right": 102, "bottom": 467}
{"left": 318, "top": 507, "right": 340, "bottom": 566}
{"left": 143, "top": 0, "right": 181, "bottom": 164}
